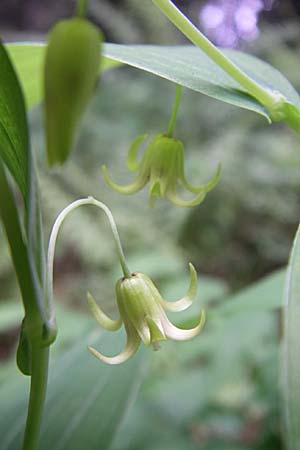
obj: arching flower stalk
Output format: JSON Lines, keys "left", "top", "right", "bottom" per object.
{"left": 102, "top": 85, "right": 221, "bottom": 207}
{"left": 47, "top": 197, "right": 205, "bottom": 365}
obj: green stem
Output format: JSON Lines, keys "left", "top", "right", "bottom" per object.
{"left": 167, "top": 84, "right": 182, "bottom": 137}
{"left": 0, "top": 162, "right": 46, "bottom": 339}
{"left": 47, "top": 197, "right": 131, "bottom": 320}
{"left": 153, "top": 0, "right": 277, "bottom": 110}
{"left": 76, "top": 0, "right": 88, "bottom": 17}
{"left": 22, "top": 346, "right": 49, "bottom": 450}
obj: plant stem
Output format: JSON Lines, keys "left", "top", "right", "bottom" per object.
{"left": 167, "top": 84, "right": 182, "bottom": 137}
{"left": 47, "top": 197, "right": 131, "bottom": 320}
{"left": 153, "top": 0, "right": 277, "bottom": 110}
{"left": 76, "top": 0, "right": 88, "bottom": 17}
{"left": 22, "top": 346, "right": 49, "bottom": 450}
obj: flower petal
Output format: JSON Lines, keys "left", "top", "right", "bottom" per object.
{"left": 102, "top": 165, "right": 147, "bottom": 194}
{"left": 160, "top": 263, "right": 197, "bottom": 312}
{"left": 180, "top": 163, "right": 221, "bottom": 194}
{"left": 88, "top": 328, "right": 140, "bottom": 365}
{"left": 149, "top": 180, "right": 162, "bottom": 207}
{"left": 162, "top": 310, "right": 206, "bottom": 341}
{"left": 136, "top": 321, "right": 151, "bottom": 346}
{"left": 167, "top": 189, "right": 206, "bottom": 207}
{"left": 127, "top": 133, "right": 148, "bottom": 171}
{"left": 87, "top": 292, "right": 122, "bottom": 331}
{"left": 146, "top": 316, "right": 166, "bottom": 342}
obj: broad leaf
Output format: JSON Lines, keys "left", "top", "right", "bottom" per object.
{"left": 0, "top": 44, "right": 51, "bottom": 352}
{"left": 282, "top": 224, "right": 300, "bottom": 450}
{"left": 0, "top": 42, "right": 28, "bottom": 197}
{"left": 6, "top": 43, "right": 300, "bottom": 124}
{"left": 0, "top": 326, "right": 146, "bottom": 450}
{"left": 215, "top": 268, "right": 285, "bottom": 317}
{"left": 103, "top": 44, "right": 300, "bottom": 123}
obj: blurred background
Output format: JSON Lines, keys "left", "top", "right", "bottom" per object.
{"left": 1, "top": 1, "right": 300, "bottom": 449}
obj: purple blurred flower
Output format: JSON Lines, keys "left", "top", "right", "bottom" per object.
{"left": 199, "top": 0, "right": 274, "bottom": 48}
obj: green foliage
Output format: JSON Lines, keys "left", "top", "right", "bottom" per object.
{"left": 0, "top": 43, "right": 28, "bottom": 197}
{"left": 0, "top": 303, "right": 146, "bottom": 450}
{"left": 0, "top": 41, "right": 52, "bottom": 360}
{"left": 282, "top": 225, "right": 300, "bottom": 450}
{"left": 214, "top": 269, "right": 285, "bottom": 317}
{"left": 6, "top": 42, "right": 300, "bottom": 128}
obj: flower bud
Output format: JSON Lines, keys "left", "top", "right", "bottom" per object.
{"left": 44, "top": 17, "right": 102, "bottom": 165}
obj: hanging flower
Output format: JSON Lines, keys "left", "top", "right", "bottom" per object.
{"left": 102, "top": 133, "right": 221, "bottom": 207}
{"left": 47, "top": 196, "right": 206, "bottom": 366}
{"left": 87, "top": 263, "right": 205, "bottom": 364}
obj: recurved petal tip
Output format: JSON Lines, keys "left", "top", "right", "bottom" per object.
{"left": 127, "top": 133, "right": 148, "bottom": 171}
{"left": 88, "top": 334, "right": 140, "bottom": 365}
{"left": 181, "top": 162, "right": 222, "bottom": 195}
{"left": 160, "top": 262, "right": 197, "bottom": 312}
{"left": 102, "top": 165, "right": 147, "bottom": 195}
{"left": 167, "top": 189, "right": 206, "bottom": 207}
{"left": 86, "top": 292, "right": 122, "bottom": 331}
{"left": 162, "top": 309, "right": 206, "bottom": 341}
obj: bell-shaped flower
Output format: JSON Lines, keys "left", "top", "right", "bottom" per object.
{"left": 87, "top": 263, "right": 205, "bottom": 364}
{"left": 102, "top": 133, "right": 220, "bottom": 207}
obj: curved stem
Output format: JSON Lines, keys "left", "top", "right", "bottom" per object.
{"left": 167, "top": 84, "right": 182, "bottom": 137}
{"left": 47, "top": 197, "right": 131, "bottom": 321}
{"left": 22, "top": 346, "right": 49, "bottom": 450}
{"left": 153, "top": 0, "right": 278, "bottom": 110}
{"left": 76, "top": 0, "right": 88, "bottom": 17}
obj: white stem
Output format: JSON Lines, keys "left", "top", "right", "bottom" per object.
{"left": 47, "top": 196, "right": 131, "bottom": 322}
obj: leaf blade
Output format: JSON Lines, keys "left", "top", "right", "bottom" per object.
{"left": 215, "top": 268, "right": 285, "bottom": 317}
{"left": 0, "top": 42, "right": 29, "bottom": 197}
{"left": 282, "top": 224, "right": 300, "bottom": 450}
{"left": 6, "top": 43, "right": 300, "bottom": 124}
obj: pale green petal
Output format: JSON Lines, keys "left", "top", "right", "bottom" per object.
{"left": 162, "top": 310, "right": 206, "bottom": 341}
{"left": 102, "top": 165, "right": 147, "bottom": 194}
{"left": 136, "top": 321, "right": 151, "bottom": 346}
{"left": 88, "top": 330, "right": 140, "bottom": 365}
{"left": 127, "top": 133, "right": 148, "bottom": 171}
{"left": 167, "top": 189, "right": 206, "bottom": 207}
{"left": 87, "top": 292, "right": 122, "bottom": 331}
{"left": 146, "top": 316, "right": 166, "bottom": 343}
{"left": 149, "top": 180, "right": 162, "bottom": 207}
{"left": 160, "top": 263, "right": 197, "bottom": 312}
{"left": 181, "top": 163, "right": 221, "bottom": 194}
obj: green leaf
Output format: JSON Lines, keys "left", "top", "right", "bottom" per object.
{"left": 0, "top": 42, "right": 54, "bottom": 344}
{"left": 0, "top": 162, "right": 48, "bottom": 344}
{"left": 103, "top": 44, "right": 300, "bottom": 123}
{"left": 0, "top": 42, "right": 29, "bottom": 197}
{"left": 214, "top": 268, "right": 285, "bottom": 317}
{"left": 0, "top": 328, "right": 146, "bottom": 450}
{"left": 6, "top": 43, "right": 300, "bottom": 124}
{"left": 6, "top": 43, "right": 45, "bottom": 110}
{"left": 282, "top": 224, "right": 300, "bottom": 450}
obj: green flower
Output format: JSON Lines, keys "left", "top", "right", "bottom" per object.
{"left": 87, "top": 263, "right": 205, "bottom": 364}
{"left": 102, "top": 133, "right": 221, "bottom": 207}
